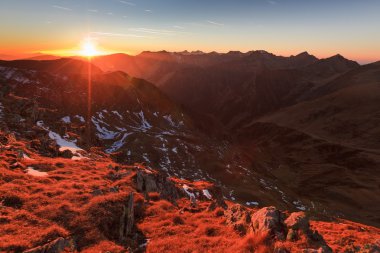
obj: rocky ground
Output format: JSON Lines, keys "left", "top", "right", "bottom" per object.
{"left": 1, "top": 130, "right": 379, "bottom": 253}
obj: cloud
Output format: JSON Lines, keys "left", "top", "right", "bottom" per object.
{"left": 206, "top": 20, "right": 224, "bottom": 26}
{"left": 52, "top": 5, "right": 72, "bottom": 11}
{"left": 173, "top": 25, "right": 185, "bottom": 29}
{"left": 267, "top": 0, "right": 277, "bottom": 5}
{"left": 87, "top": 9, "right": 98, "bottom": 13}
{"left": 145, "top": 9, "right": 152, "bottom": 13}
{"left": 90, "top": 32, "right": 153, "bottom": 39}
{"left": 119, "top": 1, "right": 136, "bottom": 6}
{"left": 129, "top": 28, "right": 177, "bottom": 36}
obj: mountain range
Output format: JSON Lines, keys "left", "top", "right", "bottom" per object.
{"left": 0, "top": 50, "right": 379, "bottom": 252}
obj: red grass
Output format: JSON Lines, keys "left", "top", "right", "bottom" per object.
{"left": 310, "top": 219, "right": 380, "bottom": 252}
{"left": 1, "top": 134, "right": 379, "bottom": 252}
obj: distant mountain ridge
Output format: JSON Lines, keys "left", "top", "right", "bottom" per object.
{"left": 1, "top": 53, "right": 379, "bottom": 230}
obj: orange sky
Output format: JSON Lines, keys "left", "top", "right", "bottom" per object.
{"left": 1, "top": 0, "right": 380, "bottom": 64}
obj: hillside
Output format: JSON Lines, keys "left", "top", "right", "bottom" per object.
{"left": 1, "top": 130, "right": 379, "bottom": 252}
{"left": 1, "top": 56, "right": 380, "bottom": 252}
{"left": 91, "top": 51, "right": 358, "bottom": 128}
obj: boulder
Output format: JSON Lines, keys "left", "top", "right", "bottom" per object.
{"left": 250, "top": 206, "right": 285, "bottom": 238}
{"left": 135, "top": 169, "right": 182, "bottom": 203}
{"left": 224, "top": 204, "right": 252, "bottom": 235}
{"left": 59, "top": 149, "right": 74, "bottom": 159}
{"left": 284, "top": 212, "right": 310, "bottom": 232}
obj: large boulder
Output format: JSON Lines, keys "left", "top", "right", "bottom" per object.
{"left": 250, "top": 206, "right": 286, "bottom": 239}
{"left": 284, "top": 212, "right": 310, "bottom": 232}
{"left": 224, "top": 204, "right": 252, "bottom": 235}
{"left": 135, "top": 169, "right": 182, "bottom": 202}
{"left": 284, "top": 212, "right": 332, "bottom": 253}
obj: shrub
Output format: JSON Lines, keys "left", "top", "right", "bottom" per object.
{"left": 214, "top": 207, "right": 225, "bottom": 217}
{"left": 204, "top": 226, "right": 219, "bottom": 237}
{"left": 172, "top": 215, "right": 184, "bottom": 225}
{"left": 2, "top": 195, "right": 23, "bottom": 208}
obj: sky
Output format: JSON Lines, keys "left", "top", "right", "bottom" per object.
{"left": 1, "top": 0, "right": 380, "bottom": 63}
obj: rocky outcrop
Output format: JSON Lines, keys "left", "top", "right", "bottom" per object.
{"left": 135, "top": 167, "right": 227, "bottom": 209}
{"left": 251, "top": 206, "right": 286, "bottom": 239}
{"left": 224, "top": 204, "right": 253, "bottom": 235}
{"left": 224, "top": 206, "right": 332, "bottom": 252}
{"left": 285, "top": 211, "right": 310, "bottom": 235}
{"left": 136, "top": 169, "right": 182, "bottom": 203}
{"left": 284, "top": 212, "right": 332, "bottom": 252}
{"left": 23, "top": 237, "right": 75, "bottom": 253}
{"left": 119, "top": 192, "right": 135, "bottom": 242}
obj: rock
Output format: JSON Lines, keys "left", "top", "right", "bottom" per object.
{"left": 59, "top": 149, "right": 73, "bottom": 158}
{"left": 250, "top": 206, "right": 285, "bottom": 238}
{"left": 136, "top": 170, "right": 158, "bottom": 193}
{"left": 285, "top": 212, "right": 310, "bottom": 232}
{"left": 286, "top": 228, "right": 298, "bottom": 241}
{"left": 225, "top": 204, "right": 252, "bottom": 235}
{"left": 135, "top": 170, "right": 182, "bottom": 203}
{"left": 119, "top": 192, "right": 134, "bottom": 242}
{"left": 10, "top": 162, "right": 26, "bottom": 170}
{"left": 23, "top": 237, "right": 75, "bottom": 253}
{"left": 284, "top": 212, "right": 332, "bottom": 252}
{"left": 91, "top": 189, "right": 103, "bottom": 196}
{"left": 136, "top": 168, "right": 228, "bottom": 210}
{"left": 206, "top": 187, "right": 227, "bottom": 209}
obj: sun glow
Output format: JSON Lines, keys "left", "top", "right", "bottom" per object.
{"left": 80, "top": 40, "right": 100, "bottom": 57}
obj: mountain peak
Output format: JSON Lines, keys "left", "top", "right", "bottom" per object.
{"left": 296, "top": 51, "right": 312, "bottom": 57}
{"left": 323, "top": 54, "right": 359, "bottom": 66}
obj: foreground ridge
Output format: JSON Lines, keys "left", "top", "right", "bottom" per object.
{"left": 0, "top": 131, "right": 379, "bottom": 253}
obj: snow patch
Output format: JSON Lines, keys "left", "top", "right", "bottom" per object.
{"left": 48, "top": 131, "right": 82, "bottom": 154}
{"left": 26, "top": 167, "right": 48, "bottom": 177}
{"left": 202, "top": 189, "right": 212, "bottom": 199}
{"left": 136, "top": 110, "right": 152, "bottom": 131}
{"left": 293, "top": 200, "right": 306, "bottom": 211}
{"left": 183, "top": 184, "right": 196, "bottom": 199}
{"left": 112, "top": 110, "right": 123, "bottom": 119}
{"left": 163, "top": 115, "right": 176, "bottom": 127}
{"left": 71, "top": 154, "right": 87, "bottom": 161}
{"left": 106, "top": 132, "right": 133, "bottom": 153}
{"left": 92, "top": 116, "right": 120, "bottom": 140}
{"left": 246, "top": 201, "right": 259, "bottom": 206}
{"left": 61, "top": 116, "right": 71, "bottom": 124}
{"left": 36, "top": 120, "right": 48, "bottom": 130}
{"left": 74, "top": 115, "right": 85, "bottom": 123}
{"left": 22, "top": 153, "right": 34, "bottom": 160}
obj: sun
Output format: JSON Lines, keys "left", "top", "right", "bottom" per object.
{"left": 79, "top": 40, "right": 100, "bottom": 57}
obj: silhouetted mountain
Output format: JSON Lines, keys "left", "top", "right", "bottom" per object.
{"left": 303, "top": 54, "right": 360, "bottom": 77}
{"left": 0, "top": 58, "right": 103, "bottom": 76}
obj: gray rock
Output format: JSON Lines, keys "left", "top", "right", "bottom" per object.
{"left": 285, "top": 212, "right": 310, "bottom": 232}
{"left": 119, "top": 192, "right": 134, "bottom": 242}
{"left": 250, "top": 206, "right": 285, "bottom": 237}
{"left": 23, "top": 237, "right": 75, "bottom": 253}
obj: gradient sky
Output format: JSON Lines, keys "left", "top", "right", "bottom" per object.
{"left": 1, "top": 0, "right": 380, "bottom": 63}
